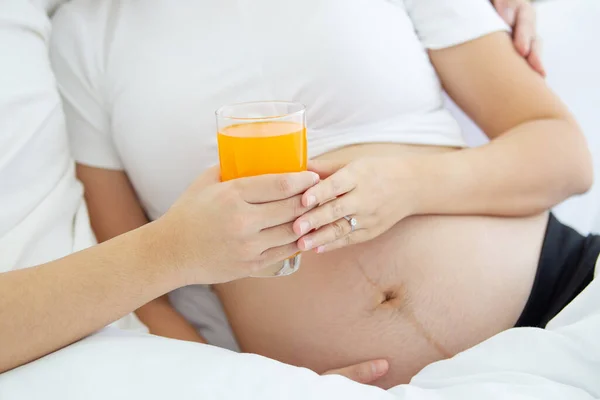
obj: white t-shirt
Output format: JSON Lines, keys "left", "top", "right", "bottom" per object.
{"left": 0, "top": 0, "right": 95, "bottom": 271}
{"left": 50, "top": 0, "right": 508, "bottom": 221}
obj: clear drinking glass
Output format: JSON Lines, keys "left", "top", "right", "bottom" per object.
{"left": 215, "top": 101, "right": 307, "bottom": 277}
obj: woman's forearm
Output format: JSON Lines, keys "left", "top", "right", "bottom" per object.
{"left": 420, "top": 31, "right": 594, "bottom": 218}
{"left": 0, "top": 222, "right": 179, "bottom": 373}
{"left": 411, "top": 118, "right": 593, "bottom": 217}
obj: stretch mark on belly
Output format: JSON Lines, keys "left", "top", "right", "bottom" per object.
{"left": 402, "top": 303, "right": 452, "bottom": 359}
{"left": 355, "top": 259, "right": 452, "bottom": 359}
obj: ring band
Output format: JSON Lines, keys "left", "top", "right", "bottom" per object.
{"left": 344, "top": 215, "right": 358, "bottom": 232}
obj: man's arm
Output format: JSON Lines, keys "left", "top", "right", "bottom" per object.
{"left": 492, "top": 0, "right": 545, "bottom": 76}
{"left": 0, "top": 222, "right": 179, "bottom": 373}
{"left": 77, "top": 165, "right": 205, "bottom": 343}
{"left": 0, "top": 168, "right": 323, "bottom": 373}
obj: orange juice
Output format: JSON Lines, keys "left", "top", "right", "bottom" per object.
{"left": 218, "top": 121, "right": 307, "bottom": 181}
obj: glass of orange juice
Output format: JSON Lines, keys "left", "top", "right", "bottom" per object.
{"left": 216, "top": 101, "right": 307, "bottom": 277}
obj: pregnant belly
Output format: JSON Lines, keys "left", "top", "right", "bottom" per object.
{"left": 215, "top": 144, "right": 547, "bottom": 389}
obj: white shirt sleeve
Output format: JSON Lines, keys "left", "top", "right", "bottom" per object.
{"left": 49, "top": 4, "right": 123, "bottom": 170}
{"left": 403, "top": 0, "right": 510, "bottom": 50}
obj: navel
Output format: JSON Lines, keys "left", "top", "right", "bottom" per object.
{"left": 355, "top": 259, "right": 452, "bottom": 358}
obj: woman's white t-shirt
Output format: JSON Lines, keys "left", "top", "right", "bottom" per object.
{"left": 50, "top": 0, "right": 508, "bottom": 221}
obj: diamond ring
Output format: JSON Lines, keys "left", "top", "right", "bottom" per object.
{"left": 343, "top": 215, "right": 358, "bottom": 232}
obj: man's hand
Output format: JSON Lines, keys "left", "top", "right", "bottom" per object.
{"left": 323, "top": 359, "right": 390, "bottom": 385}
{"left": 493, "top": 0, "right": 545, "bottom": 76}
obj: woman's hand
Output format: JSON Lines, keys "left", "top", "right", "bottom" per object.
{"left": 294, "top": 158, "right": 416, "bottom": 253}
{"left": 156, "top": 167, "right": 319, "bottom": 284}
{"left": 492, "top": 0, "right": 545, "bottom": 76}
{"left": 323, "top": 359, "right": 389, "bottom": 385}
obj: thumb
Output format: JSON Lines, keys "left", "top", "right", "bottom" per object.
{"left": 192, "top": 165, "right": 221, "bottom": 188}
{"left": 323, "top": 359, "right": 389, "bottom": 384}
{"left": 307, "top": 159, "right": 347, "bottom": 180}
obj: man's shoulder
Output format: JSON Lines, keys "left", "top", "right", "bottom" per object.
{"left": 54, "top": 0, "right": 119, "bottom": 15}
{"left": 50, "top": 0, "right": 122, "bottom": 68}
{"left": 51, "top": 0, "right": 121, "bottom": 37}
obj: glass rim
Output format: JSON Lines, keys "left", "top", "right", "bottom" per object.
{"left": 215, "top": 100, "right": 306, "bottom": 121}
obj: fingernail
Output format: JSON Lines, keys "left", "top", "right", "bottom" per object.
{"left": 306, "top": 195, "right": 317, "bottom": 207}
{"left": 310, "top": 172, "right": 320, "bottom": 184}
{"left": 299, "top": 221, "right": 311, "bottom": 235}
{"left": 302, "top": 238, "right": 313, "bottom": 250}
{"left": 505, "top": 7, "right": 515, "bottom": 26}
{"left": 371, "top": 360, "right": 389, "bottom": 377}
{"left": 316, "top": 246, "right": 325, "bottom": 254}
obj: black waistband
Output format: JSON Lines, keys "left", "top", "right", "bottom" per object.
{"left": 515, "top": 214, "right": 599, "bottom": 328}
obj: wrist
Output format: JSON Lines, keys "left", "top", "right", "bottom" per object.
{"left": 133, "top": 220, "right": 190, "bottom": 289}
{"left": 392, "top": 156, "right": 429, "bottom": 217}
{"left": 403, "top": 151, "right": 473, "bottom": 217}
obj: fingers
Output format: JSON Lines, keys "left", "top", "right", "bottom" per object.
{"left": 494, "top": 0, "right": 542, "bottom": 75}
{"left": 314, "top": 230, "right": 366, "bottom": 254}
{"left": 497, "top": 0, "right": 545, "bottom": 76}
{"left": 513, "top": 2, "right": 536, "bottom": 57}
{"left": 323, "top": 359, "right": 389, "bottom": 384}
{"left": 527, "top": 37, "right": 546, "bottom": 77}
{"left": 307, "top": 159, "right": 347, "bottom": 180}
{"left": 294, "top": 196, "right": 354, "bottom": 236}
{"left": 302, "top": 167, "right": 356, "bottom": 208}
{"left": 236, "top": 172, "right": 319, "bottom": 203}
{"left": 259, "top": 221, "right": 301, "bottom": 250}
{"left": 297, "top": 217, "right": 353, "bottom": 251}
{"left": 256, "top": 194, "right": 315, "bottom": 229}
{"left": 493, "top": 0, "right": 516, "bottom": 26}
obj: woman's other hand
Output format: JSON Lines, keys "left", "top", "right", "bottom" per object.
{"left": 492, "top": 0, "right": 545, "bottom": 76}
{"left": 323, "top": 359, "right": 390, "bottom": 385}
{"left": 294, "top": 158, "right": 416, "bottom": 253}
{"left": 155, "top": 167, "right": 319, "bottom": 284}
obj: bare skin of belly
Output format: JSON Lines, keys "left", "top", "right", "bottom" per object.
{"left": 215, "top": 143, "right": 547, "bottom": 389}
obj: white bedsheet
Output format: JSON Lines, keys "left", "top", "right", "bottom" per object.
{"left": 1, "top": 273, "right": 598, "bottom": 400}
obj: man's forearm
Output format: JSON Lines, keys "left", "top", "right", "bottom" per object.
{"left": 76, "top": 165, "right": 204, "bottom": 343}
{"left": 411, "top": 118, "right": 592, "bottom": 217}
{"left": 0, "top": 221, "right": 180, "bottom": 373}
